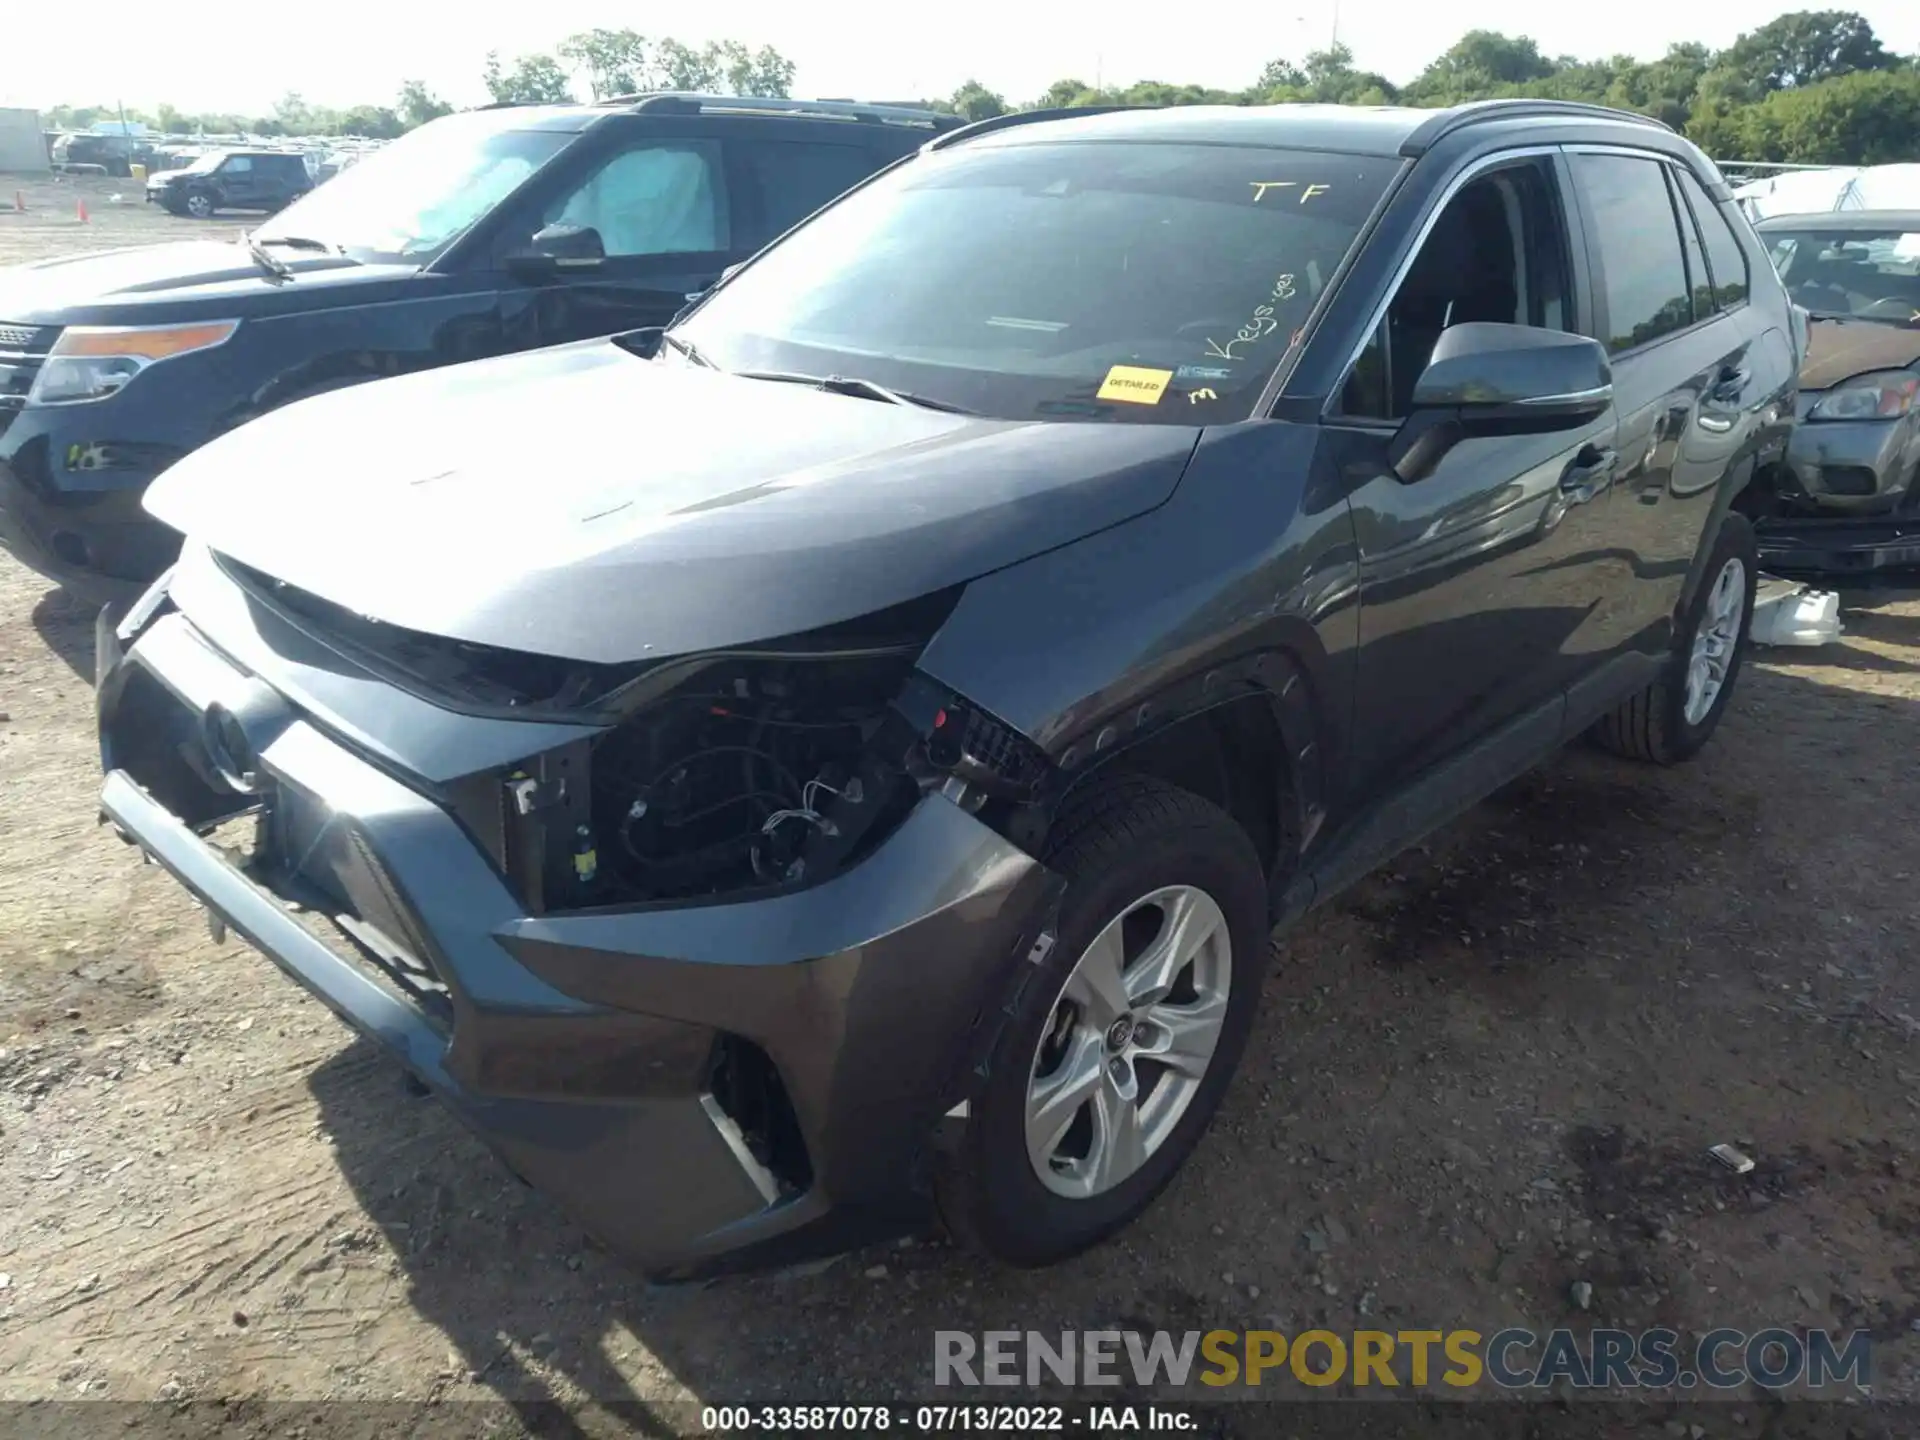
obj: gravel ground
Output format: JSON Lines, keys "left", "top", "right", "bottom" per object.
{"left": 1, "top": 188, "right": 1917, "bottom": 1433}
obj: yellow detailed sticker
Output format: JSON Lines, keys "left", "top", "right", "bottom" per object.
{"left": 1096, "top": 365, "right": 1174, "bottom": 405}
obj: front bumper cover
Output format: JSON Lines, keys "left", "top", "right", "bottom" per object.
{"left": 97, "top": 599, "right": 1062, "bottom": 1278}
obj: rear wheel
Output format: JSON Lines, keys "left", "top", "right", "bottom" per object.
{"left": 1591, "top": 513, "right": 1758, "bottom": 764}
{"left": 935, "top": 776, "right": 1269, "bottom": 1266}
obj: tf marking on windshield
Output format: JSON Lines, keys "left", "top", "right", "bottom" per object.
{"left": 1250, "top": 182, "right": 1332, "bottom": 204}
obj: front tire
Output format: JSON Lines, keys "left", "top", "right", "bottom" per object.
{"left": 935, "top": 776, "right": 1269, "bottom": 1266}
{"left": 183, "top": 189, "right": 215, "bottom": 220}
{"left": 1591, "top": 513, "right": 1759, "bottom": 764}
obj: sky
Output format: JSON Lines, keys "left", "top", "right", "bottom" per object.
{"left": 4, "top": 0, "right": 1919, "bottom": 117}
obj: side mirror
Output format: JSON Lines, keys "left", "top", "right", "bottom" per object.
{"left": 1389, "top": 323, "right": 1613, "bottom": 483}
{"left": 507, "top": 222, "right": 606, "bottom": 279}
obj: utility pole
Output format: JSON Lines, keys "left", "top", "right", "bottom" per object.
{"left": 1330, "top": 0, "right": 1341, "bottom": 49}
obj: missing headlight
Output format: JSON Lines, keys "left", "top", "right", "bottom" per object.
{"left": 584, "top": 649, "right": 922, "bottom": 903}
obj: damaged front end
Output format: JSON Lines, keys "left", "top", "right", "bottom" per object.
{"left": 97, "top": 544, "right": 1065, "bottom": 1274}
{"left": 215, "top": 554, "right": 1054, "bottom": 913}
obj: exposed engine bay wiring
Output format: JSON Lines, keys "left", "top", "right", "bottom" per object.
{"left": 588, "top": 661, "right": 910, "bottom": 901}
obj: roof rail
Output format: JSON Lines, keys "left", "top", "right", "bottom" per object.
{"left": 1400, "top": 98, "right": 1673, "bottom": 157}
{"left": 608, "top": 92, "right": 960, "bottom": 129}
{"left": 925, "top": 105, "right": 1155, "bottom": 151}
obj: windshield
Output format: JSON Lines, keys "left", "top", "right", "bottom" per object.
{"left": 182, "top": 151, "right": 226, "bottom": 175}
{"left": 1766, "top": 226, "right": 1920, "bottom": 324}
{"left": 253, "top": 113, "right": 574, "bottom": 264}
{"left": 674, "top": 140, "right": 1397, "bottom": 423}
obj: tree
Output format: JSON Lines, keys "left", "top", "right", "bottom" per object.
{"left": 715, "top": 41, "right": 797, "bottom": 97}
{"left": 1696, "top": 67, "right": 1920, "bottom": 163}
{"left": 644, "top": 39, "right": 796, "bottom": 96}
{"left": 558, "top": 28, "right": 648, "bottom": 100}
{"left": 338, "top": 105, "right": 405, "bottom": 139}
{"left": 482, "top": 51, "right": 575, "bottom": 106}
{"left": 947, "top": 80, "right": 1008, "bottom": 122}
{"left": 1263, "top": 44, "right": 1399, "bottom": 106}
{"left": 397, "top": 80, "right": 453, "bottom": 129}
{"left": 1255, "top": 58, "right": 1307, "bottom": 92}
{"left": 651, "top": 38, "right": 720, "bottom": 92}
{"left": 1403, "top": 30, "right": 1556, "bottom": 104}
{"left": 1704, "top": 10, "right": 1895, "bottom": 103}
{"left": 1035, "top": 78, "right": 1095, "bottom": 108}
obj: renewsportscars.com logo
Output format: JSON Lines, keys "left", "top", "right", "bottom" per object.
{"left": 934, "top": 1328, "right": 1871, "bottom": 1392}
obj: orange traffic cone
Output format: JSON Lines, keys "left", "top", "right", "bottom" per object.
{"left": 76, "top": 199, "right": 88, "bottom": 223}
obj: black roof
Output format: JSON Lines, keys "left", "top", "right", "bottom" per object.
{"left": 1755, "top": 209, "right": 1920, "bottom": 231}
{"left": 945, "top": 98, "right": 1674, "bottom": 159}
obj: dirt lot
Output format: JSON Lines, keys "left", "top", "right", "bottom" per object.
{"left": 0, "top": 174, "right": 250, "bottom": 269}
{"left": 2, "top": 182, "right": 1918, "bottom": 1432}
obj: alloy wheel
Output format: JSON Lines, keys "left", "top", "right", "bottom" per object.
{"left": 1025, "top": 884, "right": 1232, "bottom": 1199}
{"left": 1684, "top": 556, "right": 1746, "bottom": 726}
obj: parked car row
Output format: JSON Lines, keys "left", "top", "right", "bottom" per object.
{"left": 0, "top": 93, "right": 1894, "bottom": 1279}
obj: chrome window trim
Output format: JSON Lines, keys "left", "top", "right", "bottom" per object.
{"left": 1516, "top": 383, "right": 1613, "bottom": 406}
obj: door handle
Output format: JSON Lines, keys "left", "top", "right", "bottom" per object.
{"left": 1710, "top": 365, "right": 1750, "bottom": 404}
{"left": 1559, "top": 444, "right": 1616, "bottom": 503}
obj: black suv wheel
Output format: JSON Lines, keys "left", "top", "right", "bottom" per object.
{"left": 1591, "top": 513, "right": 1760, "bottom": 764}
{"left": 182, "top": 188, "right": 217, "bottom": 220}
{"left": 936, "top": 775, "right": 1269, "bottom": 1266}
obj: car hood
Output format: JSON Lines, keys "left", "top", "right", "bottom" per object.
{"left": 1799, "top": 315, "right": 1920, "bottom": 391}
{"left": 145, "top": 340, "right": 1203, "bottom": 664}
{"left": 0, "top": 241, "right": 399, "bottom": 323}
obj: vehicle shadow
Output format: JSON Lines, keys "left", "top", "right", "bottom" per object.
{"left": 29, "top": 584, "right": 99, "bottom": 684}
{"left": 302, "top": 646, "right": 1920, "bottom": 1420}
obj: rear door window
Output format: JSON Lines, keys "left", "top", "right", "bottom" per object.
{"left": 734, "top": 139, "right": 881, "bottom": 248}
{"left": 1569, "top": 153, "right": 1695, "bottom": 353}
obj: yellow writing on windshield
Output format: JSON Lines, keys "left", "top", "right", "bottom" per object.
{"left": 1203, "top": 273, "right": 1298, "bottom": 361}
{"left": 1250, "top": 182, "right": 1332, "bottom": 204}
{"left": 1096, "top": 365, "right": 1174, "bottom": 405}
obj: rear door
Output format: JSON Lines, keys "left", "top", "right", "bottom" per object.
{"left": 729, "top": 133, "right": 890, "bottom": 252}
{"left": 1563, "top": 150, "right": 1772, "bottom": 661}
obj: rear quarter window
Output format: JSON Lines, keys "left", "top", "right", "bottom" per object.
{"left": 1674, "top": 168, "right": 1751, "bottom": 309}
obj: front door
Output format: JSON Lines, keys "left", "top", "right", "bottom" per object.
{"left": 520, "top": 138, "right": 739, "bottom": 348}
{"left": 215, "top": 156, "right": 261, "bottom": 209}
{"left": 1327, "top": 153, "right": 1623, "bottom": 800}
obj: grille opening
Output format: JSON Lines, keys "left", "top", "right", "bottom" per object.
{"left": 708, "top": 1036, "right": 812, "bottom": 1197}
{"left": 1820, "top": 465, "right": 1879, "bottom": 498}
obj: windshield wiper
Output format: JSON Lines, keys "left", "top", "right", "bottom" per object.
{"left": 242, "top": 233, "right": 293, "bottom": 281}
{"left": 659, "top": 332, "right": 714, "bottom": 368}
{"left": 734, "top": 369, "right": 976, "bottom": 415}
{"left": 255, "top": 234, "right": 338, "bottom": 254}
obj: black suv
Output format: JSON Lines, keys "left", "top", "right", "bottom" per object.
{"left": 145, "top": 149, "right": 314, "bottom": 219}
{"left": 99, "top": 99, "right": 1795, "bottom": 1279}
{"left": 2, "top": 95, "right": 957, "bottom": 601}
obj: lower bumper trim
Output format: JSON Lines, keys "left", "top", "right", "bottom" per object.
{"left": 101, "top": 769, "right": 452, "bottom": 1088}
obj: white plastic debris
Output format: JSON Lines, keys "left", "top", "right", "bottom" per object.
{"left": 1709, "top": 1143, "right": 1756, "bottom": 1175}
{"left": 1749, "top": 575, "right": 1842, "bottom": 647}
